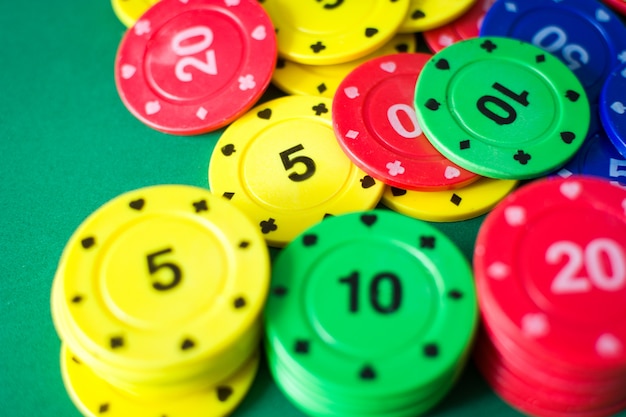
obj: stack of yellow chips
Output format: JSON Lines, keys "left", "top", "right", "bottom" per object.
{"left": 50, "top": 184, "right": 270, "bottom": 417}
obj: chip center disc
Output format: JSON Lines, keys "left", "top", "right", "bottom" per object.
{"left": 364, "top": 74, "right": 441, "bottom": 160}
{"left": 507, "top": 9, "right": 609, "bottom": 91}
{"left": 449, "top": 59, "right": 556, "bottom": 146}
{"left": 145, "top": 9, "right": 244, "bottom": 103}
{"left": 520, "top": 204, "right": 626, "bottom": 326}
{"left": 242, "top": 120, "right": 353, "bottom": 210}
{"left": 99, "top": 215, "right": 227, "bottom": 329}
{"left": 304, "top": 240, "right": 436, "bottom": 358}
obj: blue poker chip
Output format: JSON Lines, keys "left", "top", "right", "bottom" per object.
{"left": 480, "top": 0, "right": 626, "bottom": 102}
{"left": 555, "top": 130, "right": 626, "bottom": 186}
{"left": 600, "top": 63, "right": 626, "bottom": 158}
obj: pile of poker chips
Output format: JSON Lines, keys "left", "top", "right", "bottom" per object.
{"left": 50, "top": 185, "right": 270, "bottom": 416}
{"left": 49, "top": 0, "right": 626, "bottom": 416}
{"left": 473, "top": 176, "right": 626, "bottom": 417}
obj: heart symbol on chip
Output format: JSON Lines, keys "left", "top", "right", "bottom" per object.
{"left": 522, "top": 313, "right": 549, "bottom": 337}
{"left": 596, "top": 334, "right": 622, "bottom": 358}
{"left": 487, "top": 262, "right": 510, "bottom": 280}
{"left": 121, "top": 64, "right": 136, "bottom": 80}
{"left": 444, "top": 166, "right": 461, "bottom": 179}
{"left": 596, "top": 8, "right": 611, "bottom": 22}
{"left": 560, "top": 181, "right": 582, "bottom": 200}
{"left": 251, "top": 25, "right": 266, "bottom": 41}
{"left": 611, "top": 101, "right": 626, "bottom": 115}
{"left": 380, "top": 62, "right": 396, "bottom": 73}
{"left": 504, "top": 206, "right": 526, "bottom": 226}
{"left": 344, "top": 86, "right": 360, "bottom": 99}
{"left": 145, "top": 100, "right": 161, "bottom": 115}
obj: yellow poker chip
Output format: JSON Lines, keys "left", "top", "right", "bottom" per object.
{"left": 272, "top": 34, "right": 417, "bottom": 98}
{"left": 53, "top": 264, "right": 262, "bottom": 392}
{"left": 61, "top": 344, "right": 260, "bottom": 417}
{"left": 54, "top": 185, "right": 270, "bottom": 378}
{"left": 208, "top": 95, "right": 385, "bottom": 247}
{"left": 111, "top": 0, "right": 158, "bottom": 27}
{"left": 381, "top": 177, "right": 518, "bottom": 222}
{"left": 399, "top": 0, "right": 478, "bottom": 33}
{"left": 261, "top": 0, "right": 410, "bottom": 65}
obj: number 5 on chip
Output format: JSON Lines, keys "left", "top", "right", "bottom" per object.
{"left": 208, "top": 96, "right": 384, "bottom": 248}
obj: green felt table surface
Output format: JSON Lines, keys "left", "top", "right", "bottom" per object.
{"left": 1, "top": 1, "right": 624, "bottom": 416}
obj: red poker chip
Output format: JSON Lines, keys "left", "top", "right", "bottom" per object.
{"left": 115, "top": 0, "right": 276, "bottom": 135}
{"left": 423, "top": 0, "right": 496, "bottom": 53}
{"left": 474, "top": 176, "right": 626, "bottom": 373}
{"left": 475, "top": 327, "right": 626, "bottom": 411}
{"left": 475, "top": 335, "right": 626, "bottom": 417}
{"left": 332, "top": 53, "right": 479, "bottom": 191}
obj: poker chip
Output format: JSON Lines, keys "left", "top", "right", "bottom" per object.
{"left": 381, "top": 177, "right": 517, "bottom": 222}
{"left": 111, "top": 0, "right": 158, "bottom": 27}
{"left": 555, "top": 130, "right": 626, "bottom": 187}
{"left": 271, "top": 34, "right": 417, "bottom": 98}
{"left": 473, "top": 176, "right": 626, "bottom": 415}
{"left": 399, "top": 0, "right": 478, "bottom": 33}
{"left": 50, "top": 184, "right": 269, "bottom": 413}
{"left": 208, "top": 95, "right": 384, "bottom": 247}
{"left": 600, "top": 63, "right": 626, "bottom": 158}
{"left": 265, "top": 210, "right": 478, "bottom": 416}
{"left": 414, "top": 37, "right": 590, "bottom": 180}
{"left": 602, "top": 0, "right": 626, "bottom": 15}
{"left": 479, "top": 0, "right": 626, "bottom": 103}
{"left": 423, "top": 0, "right": 496, "bottom": 53}
{"left": 114, "top": 0, "right": 276, "bottom": 135}
{"left": 333, "top": 53, "right": 480, "bottom": 191}
{"left": 260, "top": 0, "right": 409, "bottom": 65}
{"left": 61, "top": 344, "right": 260, "bottom": 417}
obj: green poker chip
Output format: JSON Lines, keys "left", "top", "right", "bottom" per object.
{"left": 264, "top": 210, "right": 478, "bottom": 415}
{"left": 414, "top": 37, "right": 590, "bottom": 180}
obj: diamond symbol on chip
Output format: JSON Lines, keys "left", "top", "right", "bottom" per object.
{"left": 134, "top": 20, "right": 151, "bottom": 36}
{"left": 504, "top": 2, "right": 518, "bottom": 12}
{"left": 346, "top": 130, "right": 359, "bottom": 139}
{"left": 344, "top": 86, "right": 359, "bottom": 99}
{"left": 444, "top": 166, "right": 461, "bottom": 179}
{"left": 238, "top": 74, "right": 256, "bottom": 91}
{"left": 386, "top": 160, "right": 405, "bottom": 176}
{"left": 196, "top": 107, "right": 208, "bottom": 120}
{"left": 121, "top": 64, "right": 136, "bottom": 80}
{"left": 596, "top": 334, "right": 622, "bottom": 358}
{"left": 521, "top": 313, "right": 549, "bottom": 338}
{"left": 611, "top": 102, "right": 625, "bottom": 115}
{"left": 487, "top": 262, "right": 510, "bottom": 280}
{"left": 560, "top": 181, "right": 582, "bottom": 200}
{"left": 504, "top": 206, "right": 526, "bottom": 226}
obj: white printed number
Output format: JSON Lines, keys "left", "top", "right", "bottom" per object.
{"left": 172, "top": 26, "right": 217, "bottom": 82}
{"left": 532, "top": 26, "right": 589, "bottom": 71}
{"left": 387, "top": 104, "right": 422, "bottom": 139}
{"left": 548, "top": 239, "right": 626, "bottom": 294}
{"left": 610, "top": 158, "right": 626, "bottom": 188}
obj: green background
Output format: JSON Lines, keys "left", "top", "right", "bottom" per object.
{"left": 1, "top": 1, "right": 623, "bottom": 416}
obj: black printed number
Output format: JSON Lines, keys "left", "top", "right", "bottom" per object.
{"left": 146, "top": 248, "right": 182, "bottom": 291}
{"left": 477, "top": 82, "right": 529, "bottom": 125}
{"left": 339, "top": 271, "right": 402, "bottom": 314}
{"left": 279, "top": 144, "right": 316, "bottom": 182}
